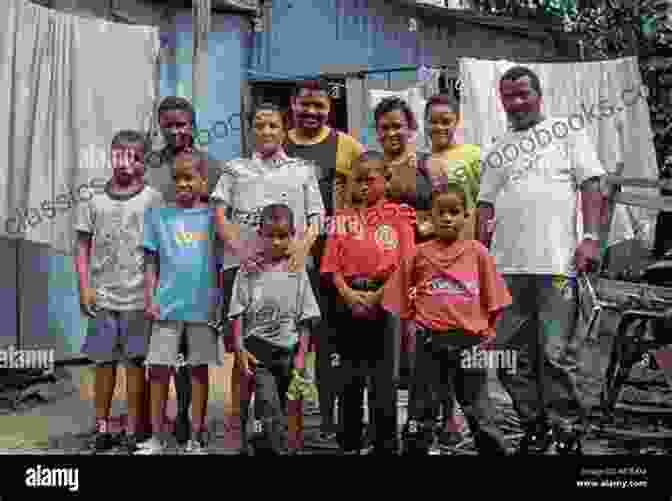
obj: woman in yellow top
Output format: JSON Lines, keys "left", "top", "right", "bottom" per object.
{"left": 423, "top": 93, "right": 481, "bottom": 240}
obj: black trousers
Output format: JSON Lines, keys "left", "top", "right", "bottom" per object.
{"left": 239, "top": 337, "right": 293, "bottom": 455}
{"left": 404, "top": 328, "right": 506, "bottom": 455}
{"left": 308, "top": 249, "right": 340, "bottom": 432}
{"left": 335, "top": 306, "right": 398, "bottom": 454}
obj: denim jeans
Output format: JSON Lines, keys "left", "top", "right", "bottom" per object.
{"left": 495, "top": 274, "right": 587, "bottom": 431}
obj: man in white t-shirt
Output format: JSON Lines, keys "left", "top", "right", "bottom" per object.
{"left": 477, "top": 66, "right": 605, "bottom": 455}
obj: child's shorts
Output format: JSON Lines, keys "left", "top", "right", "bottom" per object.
{"left": 146, "top": 320, "right": 221, "bottom": 367}
{"left": 81, "top": 309, "right": 150, "bottom": 365}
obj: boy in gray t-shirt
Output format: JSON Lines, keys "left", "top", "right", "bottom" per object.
{"left": 228, "top": 204, "right": 320, "bottom": 455}
{"left": 75, "top": 130, "right": 164, "bottom": 452}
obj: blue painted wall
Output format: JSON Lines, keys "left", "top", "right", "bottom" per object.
{"left": 251, "top": 0, "right": 422, "bottom": 77}
{"left": 162, "top": 13, "right": 248, "bottom": 163}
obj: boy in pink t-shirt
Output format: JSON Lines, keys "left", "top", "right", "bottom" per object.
{"left": 382, "top": 177, "right": 512, "bottom": 455}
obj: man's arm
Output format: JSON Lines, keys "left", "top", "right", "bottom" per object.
{"left": 580, "top": 176, "right": 604, "bottom": 237}
{"left": 75, "top": 233, "right": 92, "bottom": 292}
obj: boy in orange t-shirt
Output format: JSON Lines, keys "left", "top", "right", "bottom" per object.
{"left": 382, "top": 177, "right": 511, "bottom": 456}
{"left": 321, "top": 151, "right": 414, "bottom": 455}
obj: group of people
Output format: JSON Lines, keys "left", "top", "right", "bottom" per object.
{"left": 75, "top": 65, "right": 606, "bottom": 455}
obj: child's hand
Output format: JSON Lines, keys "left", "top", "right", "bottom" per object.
{"left": 344, "top": 288, "right": 368, "bottom": 307}
{"left": 240, "top": 254, "right": 264, "bottom": 273}
{"left": 145, "top": 303, "right": 161, "bottom": 321}
{"left": 479, "top": 335, "right": 497, "bottom": 351}
{"left": 287, "top": 240, "right": 309, "bottom": 273}
{"left": 79, "top": 287, "right": 97, "bottom": 318}
{"left": 236, "top": 349, "right": 258, "bottom": 376}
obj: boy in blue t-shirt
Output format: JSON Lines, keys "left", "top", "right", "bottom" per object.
{"left": 137, "top": 153, "right": 220, "bottom": 454}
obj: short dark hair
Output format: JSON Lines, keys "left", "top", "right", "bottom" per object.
{"left": 432, "top": 177, "right": 470, "bottom": 210}
{"left": 157, "top": 96, "right": 196, "bottom": 124}
{"left": 424, "top": 93, "right": 460, "bottom": 120}
{"left": 352, "top": 151, "right": 385, "bottom": 176}
{"left": 111, "top": 130, "right": 149, "bottom": 152}
{"left": 260, "top": 203, "right": 295, "bottom": 233}
{"left": 292, "top": 79, "right": 330, "bottom": 99}
{"left": 373, "top": 97, "right": 418, "bottom": 131}
{"left": 499, "top": 66, "right": 542, "bottom": 96}
{"left": 249, "top": 102, "right": 287, "bottom": 128}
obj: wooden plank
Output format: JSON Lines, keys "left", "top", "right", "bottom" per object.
{"left": 604, "top": 175, "right": 663, "bottom": 190}
{"left": 193, "top": 0, "right": 211, "bottom": 153}
{"left": 612, "top": 192, "right": 672, "bottom": 212}
{"left": 594, "top": 278, "right": 672, "bottom": 304}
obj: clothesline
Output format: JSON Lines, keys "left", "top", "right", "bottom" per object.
{"left": 246, "top": 64, "right": 446, "bottom": 82}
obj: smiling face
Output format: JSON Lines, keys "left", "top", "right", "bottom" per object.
{"left": 292, "top": 89, "right": 331, "bottom": 132}
{"left": 432, "top": 191, "right": 468, "bottom": 243}
{"left": 428, "top": 104, "right": 459, "bottom": 151}
{"left": 173, "top": 156, "right": 206, "bottom": 208}
{"left": 499, "top": 76, "right": 543, "bottom": 131}
{"left": 111, "top": 143, "right": 146, "bottom": 187}
{"left": 254, "top": 109, "right": 285, "bottom": 157}
{"left": 377, "top": 109, "right": 412, "bottom": 156}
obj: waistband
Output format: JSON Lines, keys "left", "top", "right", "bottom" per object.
{"left": 348, "top": 276, "right": 384, "bottom": 291}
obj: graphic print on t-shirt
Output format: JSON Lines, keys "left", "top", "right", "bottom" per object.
{"left": 374, "top": 224, "right": 399, "bottom": 250}
{"left": 428, "top": 273, "right": 480, "bottom": 305}
{"left": 95, "top": 206, "right": 145, "bottom": 282}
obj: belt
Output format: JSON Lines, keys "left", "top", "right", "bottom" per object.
{"left": 348, "top": 276, "right": 384, "bottom": 291}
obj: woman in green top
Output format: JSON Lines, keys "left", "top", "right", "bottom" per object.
{"left": 424, "top": 93, "right": 481, "bottom": 240}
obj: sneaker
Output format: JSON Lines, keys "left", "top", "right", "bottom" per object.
{"left": 92, "top": 432, "right": 116, "bottom": 452}
{"left": 120, "top": 433, "right": 150, "bottom": 454}
{"left": 317, "top": 431, "right": 337, "bottom": 442}
{"left": 551, "top": 427, "right": 583, "bottom": 455}
{"left": 517, "top": 429, "right": 553, "bottom": 455}
{"left": 133, "top": 436, "right": 166, "bottom": 455}
{"left": 438, "top": 430, "right": 463, "bottom": 447}
{"left": 183, "top": 434, "right": 207, "bottom": 455}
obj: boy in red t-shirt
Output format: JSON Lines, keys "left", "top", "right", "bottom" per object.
{"left": 321, "top": 151, "right": 414, "bottom": 455}
{"left": 382, "top": 177, "right": 512, "bottom": 456}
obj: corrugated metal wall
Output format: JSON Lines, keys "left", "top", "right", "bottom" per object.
{"left": 252, "top": 0, "right": 554, "bottom": 76}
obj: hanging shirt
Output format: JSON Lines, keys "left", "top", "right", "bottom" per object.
{"left": 382, "top": 239, "right": 512, "bottom": 337}
{"left": 143, "top": 207, "right": 218, "bottom": 322}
